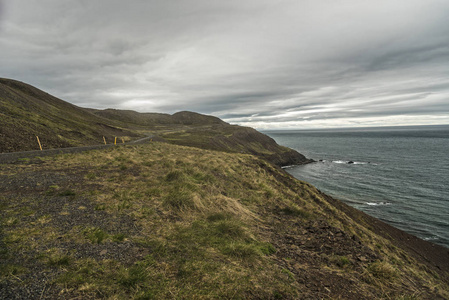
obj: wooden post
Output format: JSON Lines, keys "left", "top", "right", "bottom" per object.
{"left": 36, "top": 136, "right": 43, "bottom": 151}
{"left": 114, "top": 137, "right": 117, "bottom": 145}
{"left": 103, "top": 136, "right": 107, "bottom": 145}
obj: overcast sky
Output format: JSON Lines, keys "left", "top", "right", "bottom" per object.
{"left": 1, "top": 0, "right": 449, "bottom": 129}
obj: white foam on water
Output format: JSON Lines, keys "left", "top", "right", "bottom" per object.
{"left": 366, "top": 202, "right": 392, "bottom": 206}
{"left": 331, "top": 160, "right": 374, "bottom": 165}
{"left": 281, "top": 165, "right": 296, "bottom": 169}
{"left": 332, "top": 160, "right": 347, "bottom": 164}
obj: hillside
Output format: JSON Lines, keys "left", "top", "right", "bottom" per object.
{"left": 0, "top": 78, "right": 310, "bottom": 166}
{"left": 1, "top": 143, "right": 448, "bottom": 299}
{"left": 0, "top": 78, "right": 140, "bottom": 152}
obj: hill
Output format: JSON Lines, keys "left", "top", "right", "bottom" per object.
{"left": 86, "top": 109, "right": 225, "bottom": 127}
{"left": 0, "top": 78, "right": 140, "bottom": 152}
{"left": 1, "top": 143, "right": 448, "bottom": 299}
{"left": 0, "top": 78, "right": 310, "bottom": 166}
{"left": 0, "top": 78, "right": 448, "bottom": 298}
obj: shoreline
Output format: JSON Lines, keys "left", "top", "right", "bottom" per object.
{"left": 319, "top": 190, "right": 449, "bottom": 269}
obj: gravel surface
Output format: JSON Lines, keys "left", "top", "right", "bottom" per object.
{"left": 0, "top": 159, "right": 145, "bottom": 299}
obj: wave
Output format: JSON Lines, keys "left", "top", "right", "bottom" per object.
{"left": 332, "top": 160, "right": 347, "bottom": 164}
{"left": 281, "top": 165, "right": 296, "bottom": 169}
{"left": 424, "top": 236, "right": 439, "bottom": 242}
{"left": 366, "top": 202, "right": 392, "bottom": 206}
{"left": 330, "top": 160, "right": 376, "bottom": 165}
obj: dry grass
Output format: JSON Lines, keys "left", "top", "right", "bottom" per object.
{"left": 1, "top": 142, "right": 448, "bottom": 299}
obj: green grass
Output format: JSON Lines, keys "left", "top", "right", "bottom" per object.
{"left": 58, "top": 189, "right": 76, "bottom": 197}
{"left": 83, "top": 227, "right": 109, "bottom": 244}
{"left": 0, "top": 142, "right": 447, "bottom": 299}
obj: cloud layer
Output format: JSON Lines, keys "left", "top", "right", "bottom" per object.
{"left": 1, "top": 0, "right": 449, "bottom": 128}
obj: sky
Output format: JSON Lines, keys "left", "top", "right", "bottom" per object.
{"left": 1, "top": 0, "right": 449, "bottom": 129}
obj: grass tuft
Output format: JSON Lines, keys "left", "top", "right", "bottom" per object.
{"left": 213, "top": 219, "right": 247, "bottom": 239}
{"left": 165, "top": 170, "right": 185, "bottom": 182}
{"left": 259, "top": 242, "right": 277, "bottom": 255}
{"left": 118, "top": 263, "right": 148, "bottom": 289}
{"left": 222, "top": 242, "right": 262, "bottom": 259}
{"left": 83, "top": 227, "right": 109, "bottom": 244}
{"left": 280, "top": 205, "right": 312, "bottom": 219}
{"left": 206, "top": 212, "right": 233, "bottom": 222}
{"left": 331, "top": 255, "right": 351, "bottom": 268}
{"left": 112, "top": 233, "right": 126, "bottom": 242}
{"left": 367, "top": 261, "right": 397, "bottom": 280}
{"left": 163, "top": 188, "right": 194, "bottom": 210}
{"left": 59, "top": 189, "right": 76, "bottom": 197}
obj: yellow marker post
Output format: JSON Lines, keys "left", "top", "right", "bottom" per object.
{"left": 114, "top": 137, "right": 117, "bottom": 145}
{"left": 103, "top": 136, "right": 107, "bottom": 145}
{"left": 36, "top": 136, "right": 43, "bottom": 151}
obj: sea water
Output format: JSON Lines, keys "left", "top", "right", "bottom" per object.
{"left": 264, "top": 125, "right": 449, "bottom": 248}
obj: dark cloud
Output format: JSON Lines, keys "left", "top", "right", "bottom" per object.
{"left": 1, "top": 0, "right": 449, "bottom": 128}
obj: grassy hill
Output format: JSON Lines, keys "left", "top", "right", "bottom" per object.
{"left": 0, "top": 78, "right": 140, "bottom": 152}
{"left": 1, "top": 143, "right": 448, "bottom": 299}
{"left": 0, "top": 78, "right": 310, "bottom": 166}
{"left": 1, "top": 78, "right": 448, "bottom": 298}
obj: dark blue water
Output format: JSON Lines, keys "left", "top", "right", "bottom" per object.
{"left": 264, "top": 125, "right": 449, "bottom": 248}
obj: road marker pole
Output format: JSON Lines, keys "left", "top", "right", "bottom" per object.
{"left": 114, "top": 137, "right": 117, "bottom": 145}
{"left": 103, "top": 136, "right": 107, "bottom": 145}
{"left": 36, "top": 136, "right": 43, "bottom": 151}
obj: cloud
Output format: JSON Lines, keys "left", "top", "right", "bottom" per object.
{"left": 1, "top": 0, "right": 449, "bottom": 128}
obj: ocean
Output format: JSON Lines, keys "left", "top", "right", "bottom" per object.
{"left": 264, "top": 125, "right": 449, "bottom": 248}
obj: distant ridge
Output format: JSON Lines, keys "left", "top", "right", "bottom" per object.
{"left": 86, "top": 108, "right": 226, "bottom": 127}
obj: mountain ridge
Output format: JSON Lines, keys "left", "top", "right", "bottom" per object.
{"left": 0, "top": 78, "right": 310, "bottom": 166}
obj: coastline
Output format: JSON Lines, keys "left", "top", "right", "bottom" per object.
{"left": 319, "top": 190, "right": 449, "bottom": 269}
{"left": 265, "top": 128, "right": 449, "bottom": 249}
{"left": 276, "top": 156, "right": 449, "bottom": 271}
{"left": 1, "top": 141, "right": 448, "bottom": 298}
